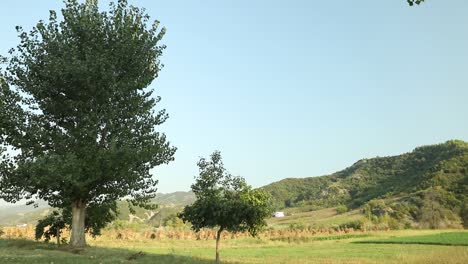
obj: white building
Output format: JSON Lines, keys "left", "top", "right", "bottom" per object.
{"left": 272, "top": 211, "right": 285, "bottom": 217}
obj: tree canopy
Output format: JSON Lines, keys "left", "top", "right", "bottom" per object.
{"left": 0, "top": 0, "right": 175, "bottom": 247}
{"left": 407, "top": 0, "right": 425, "bottom": 6}
{"left": 179, "top": 151, "right": 271, "bottom": 262}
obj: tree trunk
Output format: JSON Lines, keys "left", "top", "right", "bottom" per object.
{"left": 56, "top": 228, "right": 60, "bottom": 246}
{"left": 70, "top": 200, "right": 86, "bottom": 247}
{"left": 215, "top": 228, "right": 223, "bottom": 263}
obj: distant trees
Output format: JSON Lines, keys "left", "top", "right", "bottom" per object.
{"left": 0, "top": 0, "right": 175, "bottom": 247}
{"left": 179, "top": 151, "right": 271, "bottom": 263}
{"left": 418, "top": 188, "right": 461, "bottom": 229}
{"left": 461, "top": 200, "right": 468, "bottom": 229}
{"left": 419, "top": 191, "right": 444, "bottom": 229}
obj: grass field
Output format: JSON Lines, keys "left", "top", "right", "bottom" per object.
{"left": 1, "top": 230, "right": 467, "bottom": 263}
{"left": 267, "top": 207, "right": 364, "bottom": 229}
{"left": 356, "top": 232, "right": 468, "bottom": 246}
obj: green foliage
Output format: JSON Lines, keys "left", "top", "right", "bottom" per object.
{"left": 0, "top": 79, "right": 21, "bottom": 201}
{"left": 263, "top": 140, "right": 468, "bottom": 228}
{"left": 338, "top": 220, "right": 364, "bottom": 230}
{"left": 336, "top": 205, "right": 348, "bottom": 214}
{"left": 164, "top": 215, "right": 187, "bottom": 229}
{"left": 35, "top": 211, "right": 67, "bottom": 242}
{"left": 0, "top": 0, "right": 176, "bottom": 244}
{"left": 179, "top": 151, "right": 271, "bottom": 262}
{"left": 407, "top": 0, "right": 425, "bottom": 6}
{"left": 179, "top": 151, "right": 272, "bottom": 236}
{"left": 35, "top": 202, "right": 118, "bottom": 242}
{"left": 83, "top": 200, "right": 119, "bottom": 237}
{"left": 461, "top": 199, "right": 468, "bottom": 229}
{"left": 417, "top": 188, "right": 461, "bottom": 229}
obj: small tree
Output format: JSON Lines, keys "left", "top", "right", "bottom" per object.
{"left": 420, "top": 190, "right": 444, "bottom": 229}
{"left": 35, "top": 211, "right": 67, "bottom": 245}
{"left": 179, "top": 151, "right": 271, "bottom": 263}
{"left": 461, "top": 199, "right": 468, "bottom": 229}
{"left": 336, "top": 205, "right": 348, "bottom": 214}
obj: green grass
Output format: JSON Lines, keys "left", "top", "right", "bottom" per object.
{"left": 0, "top": 239, "right": 219, "bottom": 264}
{"left": 1, "top": 230, "right": 468, "bottom": 263}
{"left": 357, "top": 232, "right": 468, "bottom": 246}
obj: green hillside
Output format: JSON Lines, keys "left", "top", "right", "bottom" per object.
{"left": 262, "top": 140, "right": 468, "bottom": 228}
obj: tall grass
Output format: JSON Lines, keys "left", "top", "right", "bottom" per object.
{"left": 1, "top": 225, "right": 363, "bottom": 242}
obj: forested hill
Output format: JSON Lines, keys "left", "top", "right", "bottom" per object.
{"left": 262, "top": 140, "right": 468, "bottom": 214}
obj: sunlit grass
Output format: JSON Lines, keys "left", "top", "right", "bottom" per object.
{"left": 2, "top": 230, "right": 467, "bottom": 263}
{"left": 357, "top": 231, "right": 468, "bottom": 246}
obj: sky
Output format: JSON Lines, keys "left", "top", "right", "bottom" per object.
{"left": 0, "top": 0, "right": 467, "bottom": 199}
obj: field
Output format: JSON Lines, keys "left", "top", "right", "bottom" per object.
{"left": 0, "top": 229, "right": 467, "bottom": 263}
{"left": 267, "top": 207, "right": 364, "bottom": 229}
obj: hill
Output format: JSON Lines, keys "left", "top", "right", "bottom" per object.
{"left": 152, "top": 191, "right": 195, "bottom": 206}
{"left": 0, "top": 202, "right": 51, "bottom": 226}
{"left": 0, "top": 191, "right": 195, "bottom": 227}
{"left": 262, "top": 140, "right": 468, "bottom": 228}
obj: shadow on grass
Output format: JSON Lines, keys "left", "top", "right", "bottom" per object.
{"left": 0, "top": 238, "right": 239, "bottom": 264}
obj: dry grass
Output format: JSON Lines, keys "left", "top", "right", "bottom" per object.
{"left": 267, "top": 207, "right": 364, "bottom": 229}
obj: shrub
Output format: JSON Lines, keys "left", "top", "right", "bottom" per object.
{"left": 338, "top": 219, "right": 364, "bottom": 230}
{"left": 336, "top": 205, "right": 348, "bottom": 214}
{"left": 0, "top": 227, "right": 4, "bottom": 237}
{"left": 35, "top": 210, "right": 67, "bottom": 243}
{"left": 164, "top": 215, "right": 187, "bottom": 228}
{"left": 461, "top": 200, "right": 468, "bottom": 229}
{"left": 288, "top": 221, "right": 307, "bottom": 231}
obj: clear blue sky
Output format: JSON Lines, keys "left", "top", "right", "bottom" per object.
{"left": 1, "top": 0, "right": 467, "bottom": 194}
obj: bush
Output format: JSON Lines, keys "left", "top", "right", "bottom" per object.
{"left": 35, "top": 210, "right": 66, "bottom": 243}
{"left": 288, "top": 221, "right": 307, "bottom": 231}
{"left": 164, "top": 215, "right": 187, "bottom": 228}
{"left": 404, "top": 222, "right": 412, "bottom": 229}
{"left": 338, "top": 219, "right": 364, "bottom": 230}
{"left": 461, "top": 200, "right": 468, "bottom": 229}
{"left": 336, "top": 205, "right": 348, "bottom": 214}
{"left": 0, "top": 227, "right": 4, "bottom": 237}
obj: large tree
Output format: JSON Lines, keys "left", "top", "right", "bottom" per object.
{"left": 0, "top": 77, "right": 20, "bottom": 197}
{"left": 0, "top": 0, "right": 175, "bottom": 247}
{"left": 179, "top": 151, "right": 271, "bottom": 263}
